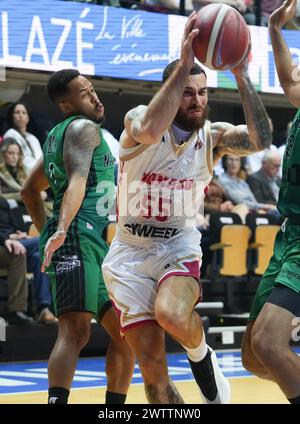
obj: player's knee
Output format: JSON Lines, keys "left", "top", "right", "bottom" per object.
{"left": 60, "top": 320, "right": 91, "bottom": 350}
{"left": 241, "top": 343, "right": 258, "bottom": 373}
{"left": 155, "top": 305, "right": 188, "bottom": 337}
{"left": 250, "top": 329, "right": 272, "bottom": 363}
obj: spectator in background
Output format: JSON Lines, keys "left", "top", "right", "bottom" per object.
{"left": 219, "top": 154, "right": 278, "bottom": 216}
{"left": 246, "top": 118, "right": 278, "bottom": 174}
{"left": 0, "top": 198, "right": 56, "bottom": 325}
{"left": 0, "top": 138, "right": 52, "bottom": 217}
{"left": 204, "top": 176, "right": 234, "bottom": 214}
{"left": 4, "top": 103, "right": 43, "bottom": 175}
{"left": 0, "top": 208, "right": 34, "bottom": 326}
{"left": 247, "top": 151, "right": 282, "bottom": 206}
{"left": 0, "top": 138, "right": 27, "bottom": 204}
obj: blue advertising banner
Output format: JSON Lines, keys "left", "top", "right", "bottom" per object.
{"left": 0, "top": 0, "right": 170, "bottom": 80}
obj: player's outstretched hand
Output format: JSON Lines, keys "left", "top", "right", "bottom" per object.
{"left": 42, "top": 230, "right": 66, "bottom": 272}
{"left": 269, "top": 0, "right": 297, "bottom": 29}
{"left": 180, "top": 11, "right": 199, "bottom": 70}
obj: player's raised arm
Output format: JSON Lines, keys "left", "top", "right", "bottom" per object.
{"left": 121, "top": 12, "right": 199, "bottom": 148}
{"left": 269, "top": 0, "right": 300, "bottom": 107}
{"left": 213, "top": 55, "right": 272, "bottom": 158}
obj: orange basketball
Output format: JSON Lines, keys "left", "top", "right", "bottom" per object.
{"left": 192, "top": 4, "right": 250, "bottom": 71}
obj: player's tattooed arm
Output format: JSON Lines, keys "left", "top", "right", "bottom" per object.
{"left": 57, "top": 119, "right": 100, "bottom": 233}
{"left": 213, "top": 73, "right": 272, "bottom": 158}
{"left": 64, "top": 119, "right": 99, "bottom": 179}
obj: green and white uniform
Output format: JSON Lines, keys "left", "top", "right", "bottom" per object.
{"left": 250, "top": 110, "right": 300, "bottom": 320}
{"left": 40, "top": 115, "right": 115, "bottom": 318}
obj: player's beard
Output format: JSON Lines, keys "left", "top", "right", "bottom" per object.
{"left": 174, "top": 104, "right": 210, "bottom": 131}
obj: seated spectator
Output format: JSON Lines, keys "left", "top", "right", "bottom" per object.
{"left": 247, "top": 144, "right": 279, "bottom": 174}
{"left": 219, "top": 154, "right": 278, "bottom": 216}
{"left": 0, "top": 197, "right": 56, "bottom": 324}
{"left": 4, "top": 103, "right": 43, "bottom": 175}
{"left": 204, "top": 175, "right": 249, "bottom": 223}
{"left": 0, "top": 138, "right": 27, "bottom": 204}
{"left": 0, "top": 137, "right": 52, "bottom": 216}
{"left": 246, "top": 151, "right": 281, "bottom": 205}
{"left": 0, "top": 234, "right": 34, "bottom": 326}
{"left": 204, "top": 176, "right": 234, "bottom": 214}
{"left": 246, "top": 118, "right": 278, "bottom": 174}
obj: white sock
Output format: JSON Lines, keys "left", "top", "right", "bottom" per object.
{"left": 182, "top": 333, "right": 208, "bottom": 363}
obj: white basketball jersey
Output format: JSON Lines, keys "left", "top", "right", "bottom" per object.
{"left": 116, "top": 121, "right": 213, "bottom": 245}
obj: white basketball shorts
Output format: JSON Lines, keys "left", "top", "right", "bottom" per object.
{"left": 102, "top": 230, "right": 202, "bottom": 334}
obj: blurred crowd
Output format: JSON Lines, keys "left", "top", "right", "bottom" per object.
{"left": 61, "top": 0, "right": 300, "bottom": 29}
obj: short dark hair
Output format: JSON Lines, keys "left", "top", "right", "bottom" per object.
{"left": 47, "top": 69, "right": 80, "bottom": 103}
{"left": 162, "top": 59, "right": 207, "bottom": 83}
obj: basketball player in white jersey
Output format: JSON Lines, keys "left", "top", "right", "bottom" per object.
{"left": 103, "top": 12, "right": 272, "bottom": 404}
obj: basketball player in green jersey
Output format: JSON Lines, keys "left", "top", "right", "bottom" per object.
{"left": 242, "top": 0, "right": 300, "bottom": 404}
{"left": 21, "top": 69, "right": 134, "bottom": 404}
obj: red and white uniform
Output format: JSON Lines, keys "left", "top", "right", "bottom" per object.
{"left": 103, "top": 117, "right": 213, "bottom": 333}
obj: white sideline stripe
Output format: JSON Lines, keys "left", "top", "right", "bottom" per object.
{"left": 208, "top": 326, "right": 246, "bottom": 333}
{"left": 0, "top": 371, "right": 98, "bottom": 381}
{"left": 196, "top": 302, "right": 223, "bottom": 309}
{"left": 28, "top": 368, "right": 106, "bottom": 377}
{"left": 205, "top": 4, "right": 231, "bottom": 69}
{"left": 0, "top": 378, "right": 34, "bottom": 387}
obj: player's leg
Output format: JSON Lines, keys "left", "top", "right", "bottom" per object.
{"left": 102, "top": 240, "right": 183, "bottom": 404}
{"left": 241, "top": 321, "right": 273, "bottom": 379}
{"left": 242, "top": 226, "right": 289, "bottom": 381}
{"left": 124, "top": 323, "right": 184, "bottom": 404}
{"left": 48, "top": 311, "right": 92, "bottom": 403}
{"left": 250, "top": 293, "right": 300, "bottom": 403}
{"left": 78, "top": 233, "right": 134, "bottom": 404}
{"left": 100, "top": 305, "right": 135, "bottom": 404}
{"left": 155, "top": 275, "right": 230, "bottom": 404}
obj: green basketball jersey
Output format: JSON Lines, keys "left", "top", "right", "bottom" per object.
{"left": 277, "top": 109, "right": 300, "bottom": 217}
{"left": 43, "top": 115, "right": 115, "bottom": 227}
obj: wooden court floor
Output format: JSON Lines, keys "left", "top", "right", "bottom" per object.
{"left": 0, "top": 377, "right": 288, "bottom": 404}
